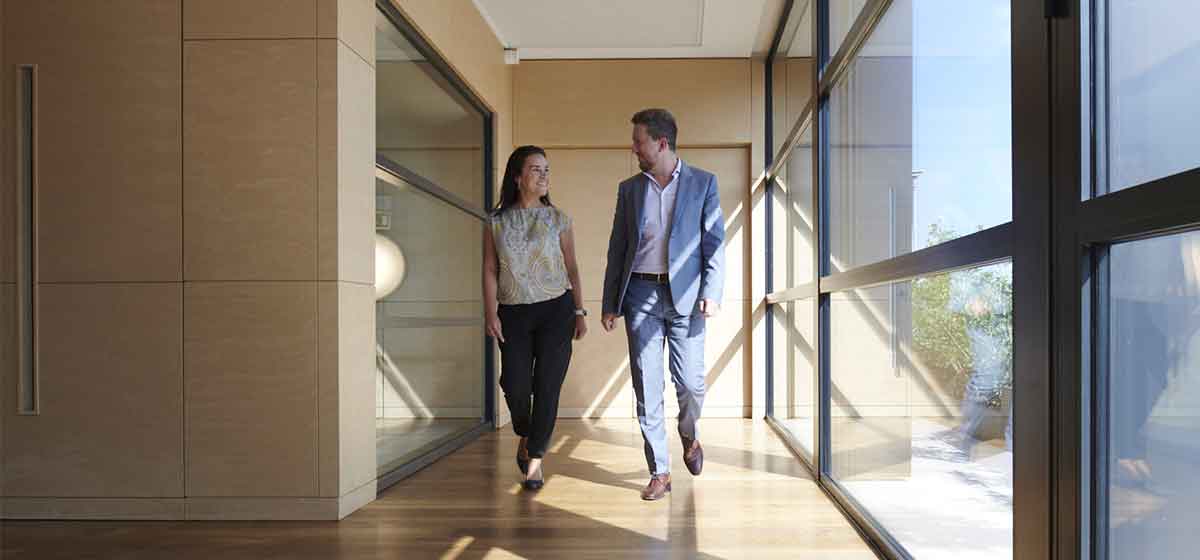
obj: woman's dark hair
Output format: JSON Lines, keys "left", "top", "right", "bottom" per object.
{"left": 494, "top": 145, "right": 551, "bottom": 215}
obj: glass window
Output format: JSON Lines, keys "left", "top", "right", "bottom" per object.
{"left": 1103, "top": 230, "right": 1200, "bottom": 557}
{"left": 770, "top": 0, "right": 814, "bottom": 159}
{"left": 376, "top": 9, "right": 485, "bottom": 209}
{"left": 827, "top": 0, "right": 1012, "bottom": 272}
{"left": 772, "top": 299, "right": 817, "bottom": 455}
{"left": 769, "top": 126, "right": 816, "bottom": 456}
{"left": 1094, "top": 0, "right": 1200, "bottom": 193}
{"left": 769, "top": 126, "right": 815, "bottom": 293}
{"left": 374, "top": 173, "right": 485, "bottom": 474}
{"left": 829, "top": 0, "right": 869, "bottom": 60}
{"left": 787, "top": 127, "right": 815, "bottom": 286}
{"left": 374, "top": 8, "right": 488, "bottom": 477}
{"left": 830, "top": 262, "right": 1013, "bottom": 558}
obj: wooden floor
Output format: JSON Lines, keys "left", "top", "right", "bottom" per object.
{"left": 1, "top": 420, "right": 878, "bottom": 559}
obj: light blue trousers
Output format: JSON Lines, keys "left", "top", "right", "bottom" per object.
{"left": 623, "top": 277, "right": 707, "bottom": 476}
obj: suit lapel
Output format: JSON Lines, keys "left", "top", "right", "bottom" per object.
{"left": 631, "top": 175, "right": 649, "bottom": 240}
{"left": 669, "top": 161, "right": 691, "bottom": 232}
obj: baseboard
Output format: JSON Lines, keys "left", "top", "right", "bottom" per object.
{"left": 0, "top": 498, "right": 187, "bottom": 520}
{"left": 2, "top": 488, "right": 379, "bottom": 521}
{"left": 337, "top": 480, "right": 377, "bottom": 520}
{"left": 185, "top": 497, "right": 338, "bottom": 521}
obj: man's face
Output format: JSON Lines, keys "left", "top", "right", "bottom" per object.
{"left": 632, "top": 124, "right": 664, "bottom": 172}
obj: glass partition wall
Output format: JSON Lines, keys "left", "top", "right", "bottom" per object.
{"left": 1070, "top": 2, "right": 1200, "bottom": 558}
{"left": 765, "top": 0, "right": 1015, "bottom": 557}
{"left": 765, "top": 1, "right": 1200, "bottom": 559}
{"left": 374, "top": 2, "right": 493, "bottom": 486}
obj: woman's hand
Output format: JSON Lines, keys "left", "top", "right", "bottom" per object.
{"left": 486, "top": 312, "right": 505, "bottom": 343}
{"left": 574, "top": 315, "right": 588, "bottom": 340}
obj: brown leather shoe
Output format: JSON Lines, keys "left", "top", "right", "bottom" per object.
{"left": 516, "top": 437, "right": 530, "bottom": 476}
{"left": 641, "top": 474, "right": 672, "bottom": 501}
{"left": 683, "top": 438, "right": 704, "bottom": 476}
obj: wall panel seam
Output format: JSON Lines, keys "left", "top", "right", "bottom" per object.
{"left": 338, "top": 37, "right": 372, "bottom": 70}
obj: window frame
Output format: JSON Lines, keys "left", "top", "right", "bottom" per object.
{"left": 374, "top": 0, "right": 497, "bottom": 492}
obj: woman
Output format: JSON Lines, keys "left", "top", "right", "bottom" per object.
{"left": 483, "top": 145, "right": 587, "bottom": 491}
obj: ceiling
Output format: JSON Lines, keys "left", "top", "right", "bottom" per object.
{"left": 473, "top": 0, "right": 786, "bottom": 59}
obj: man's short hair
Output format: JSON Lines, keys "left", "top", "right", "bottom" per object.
{"left": 631, "top": 108, "right": 678, "bottom": 151}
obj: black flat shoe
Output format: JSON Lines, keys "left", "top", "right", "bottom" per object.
{"left": 521, "top": 478, "right": 544, "bottom": 491}
{"left": 522, "top": 464, "right": 544, "bottom": 491}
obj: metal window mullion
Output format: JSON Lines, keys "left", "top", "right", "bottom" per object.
{"left": 817, "top": 0, "right": 893, "bottom": 100}
{"left": 765, "top": 52, "right": 777, "bottom": 419}
{"left": 1076, "top": 166, "right": 1200, "bottom": 244}
{"left": 1094, "top": 0, "right": 1110, "bottom": 198}
{"left": 375, "top": 155, "right": 487, "bottom": 222}
{"left": 482, "top": 113, "right": 496, "bottom": 425}
{"left": 766, "top": 282, "right": 817, "bottom": 305}
{"left": 818, "top": 223, "right": 1013, "bottom": 294}
{"left": 1090, "top": 246, "right": 1112, "bottom": 560}
{"left": 814, "top": 0, "right": 831, "bottom": 481}
{"left": 1012, "top": 0, "right": 1059, "bottom": 556}
{"left": 766, "top": 101, "right": 815, "bottom": 179}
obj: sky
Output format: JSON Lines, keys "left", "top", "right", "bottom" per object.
{"left": 908, "top": 0, "right": 1013, "bottom": 248}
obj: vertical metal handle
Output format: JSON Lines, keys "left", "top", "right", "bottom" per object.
{"left": 17, "top": 64, "right": 39, "bottom": 415}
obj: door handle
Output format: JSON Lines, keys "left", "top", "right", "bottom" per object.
{"left": 16, "top": 64, "right": 39, "bottom": 415}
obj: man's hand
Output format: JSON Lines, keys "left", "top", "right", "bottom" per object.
{"left": 602, "top": 313, "right": 618, "bottom": 332}
{"left": 699, "top": 299, "right": 720, "bottom": 318}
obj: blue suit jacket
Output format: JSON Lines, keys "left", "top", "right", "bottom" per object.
{"left": 602, "top": 160, "right": 726, "bottom": 317}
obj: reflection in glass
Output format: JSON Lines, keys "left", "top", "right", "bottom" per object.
{"left": 770, "top": 0, "right": 814, "bottom": 159}
{"left": 1105, "top": 231, "right": 1200, "bottom": 557}
{"left": 768, "top": 126, "right": 815, "bottom": 296}
{"left": 1096, "top": 0, "right": 1200, "bottom": 192}
{"left": 768, "top": 126, "right": 817, "bottom": 456}
{"left": 830, "top": 262, "right": 1013, "bottom": 559}
{"left": 374, "top": 174, "right": 484, "bottom": 474}
{"left": 772, "top": 300, "right": 817, "bottom": 455}
{"left": 829, "top": 0, "right": 869, "bottom": 60}
{"left": 374, "top": 7, "right": 488, "bottom": 477}
{"left": 787, "top": 128, "right": 815, "bottom": 286}
{"left": 828, "top": 0, "right": 1012, "bottom": 272}
{"left": 376, "top": 9, "right": 485, "bottom": 209}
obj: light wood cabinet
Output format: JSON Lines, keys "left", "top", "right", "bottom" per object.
{"left": 2, "top": 0, "right": 184, "bottom": 498}
{"left": 4, "top": 0, "right": 183, "bottom": 283}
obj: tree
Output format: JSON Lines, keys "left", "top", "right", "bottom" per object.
{"left": 910, "top": 223, "right": 1013, "bottom": 407}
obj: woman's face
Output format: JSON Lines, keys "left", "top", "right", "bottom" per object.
{"left": 518, "top": 153, "right": 550, "bottom": 199}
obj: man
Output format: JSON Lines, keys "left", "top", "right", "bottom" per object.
{"left": 601, "top": 108, "right": 725, "bottom": 501}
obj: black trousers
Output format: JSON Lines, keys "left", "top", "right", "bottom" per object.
{"left": 498, "top": 291, "right": 575, "bottom": 458}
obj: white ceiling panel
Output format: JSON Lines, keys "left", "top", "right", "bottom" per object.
{"left": 474, "top": 0, "right": 776, "bottom": 59}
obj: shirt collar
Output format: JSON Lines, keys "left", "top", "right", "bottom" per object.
{"left": 643, "top": 158, "right": 682, "bottom": 188}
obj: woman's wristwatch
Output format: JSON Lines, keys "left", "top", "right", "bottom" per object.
{"left": 574, "top": 308, "right": 588, "bottom": 316}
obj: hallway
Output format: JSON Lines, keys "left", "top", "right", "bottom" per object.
{"left": 1, "top": 420, "right": 877, "bottom": 559}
